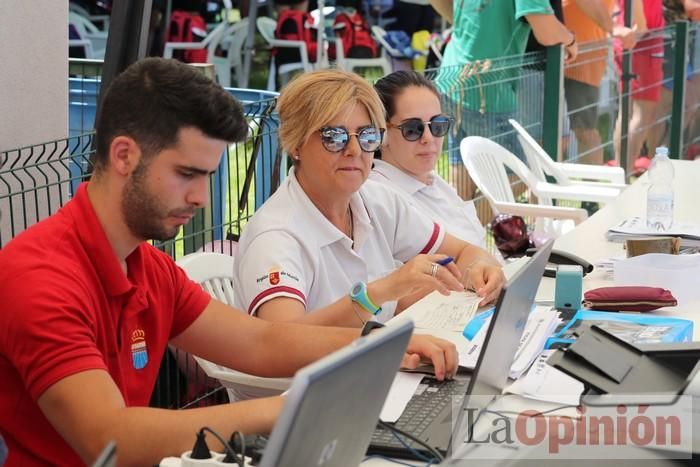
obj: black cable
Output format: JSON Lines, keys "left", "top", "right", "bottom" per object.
{"left": 377, "top": 420, "right": 444, "bottom": 463}
{"left": 200, "top": 426, "right": 245, "bottom": 467}
{"left": 385, "top": 429, "right": 433, "bottom": 464}
{"left": 228, "top": 431, "right": 246, "bottom": 466}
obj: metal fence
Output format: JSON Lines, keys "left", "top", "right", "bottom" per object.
{"left": 424, "top": 52, "right": 550, "bottom": 226}
{"left": 1, "top": 87, "right": 281, "bottom": 409}
{"left": 4, "top": 19, "right": 699, "bottom": 408}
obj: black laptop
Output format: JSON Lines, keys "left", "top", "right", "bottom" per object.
{"left": 367, "top": 240, "right": 554, "bottom": 460}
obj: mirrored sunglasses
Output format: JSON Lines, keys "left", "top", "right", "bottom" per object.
{"left": 389, "top": 115, "right": 453, "bottom": 142}
{"left": 319, "top": 126, "right": 384, "bottom": 153}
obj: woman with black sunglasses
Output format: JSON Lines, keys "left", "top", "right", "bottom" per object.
{"left": 232, "top": 69, "right": 504, "bottom": 349}
{"left": 372, "top": 71, "right": 501, "bottom": 260}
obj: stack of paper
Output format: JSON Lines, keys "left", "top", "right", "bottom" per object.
{"left": 459, "top": 306, "right": 561, "bottom": 379}
{"left": 509, "top": 308, "right": 562, "bottom": 378}
{"left": 505, "top": 350, "right": 584, "bottom": 406}
{"left": 607, "top": 217, "right": 700, "bottom": 247}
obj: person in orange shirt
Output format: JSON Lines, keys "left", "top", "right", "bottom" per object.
{"left": 563, "top": 0, "right": 638, "bottom": 165}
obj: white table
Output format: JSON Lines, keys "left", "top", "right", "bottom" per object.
{"left": 538, "top": 159, "right": 700, "bottom": 337}
{"left": 367, "top": 160, "right": 700, "bottom": 465}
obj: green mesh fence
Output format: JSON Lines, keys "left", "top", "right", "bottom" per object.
{"left": 4, "top": 26, "right": 697, "bottom": 408}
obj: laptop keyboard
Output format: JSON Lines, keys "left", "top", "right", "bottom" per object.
{"left": 371, "top": 375, "right": 470, "bottom": 450}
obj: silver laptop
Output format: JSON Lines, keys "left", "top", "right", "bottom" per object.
{"left": 91, "top": 441, "right": 116, "bottom": 467}
{"left": 259, "top": 320, "right": 414, "bottom": 467}
{"left": 368, "top": 240, "right": 554, "bottom": 460}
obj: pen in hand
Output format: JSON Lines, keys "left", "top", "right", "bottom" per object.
{"left": 439, "top": 256, "right": 477, "bottom": 293}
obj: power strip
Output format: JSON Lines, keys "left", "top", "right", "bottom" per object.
{"left": 160, "top": 453, "right": 256, "bottom": 466}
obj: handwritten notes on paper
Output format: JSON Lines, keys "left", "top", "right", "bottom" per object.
{"left": 412, "top": 292, "right": 480, "bottom": 332}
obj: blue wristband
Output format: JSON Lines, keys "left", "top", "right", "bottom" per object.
{"left": 350, "top": 281, "right": 382, "bottom": 316}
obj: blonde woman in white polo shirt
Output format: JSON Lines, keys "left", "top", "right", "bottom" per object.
{"left": 233, "top": 70, "right": 504, "bottom": 342}
{"left": 371, "top": 71, "right": 498, "bottom": 258}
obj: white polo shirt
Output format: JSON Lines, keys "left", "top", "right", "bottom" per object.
{"left": 233, "top": 168, "right": 444, "bottom": 322}
{"left": 369, "top": 159, "right": 487, "bottom": 248}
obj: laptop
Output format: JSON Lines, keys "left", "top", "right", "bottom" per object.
{"left": 367, "top": 240, "right": 554, "bottom": 460}
{"left": 259, "top": 319, "right": 414, "bottom": 467}
{"left": 91, "top": 441, "right": 116, "bottom": 467}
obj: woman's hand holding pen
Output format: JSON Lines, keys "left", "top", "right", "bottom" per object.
{"left": 369, "top": 254, "right": 464, "bottom": 304}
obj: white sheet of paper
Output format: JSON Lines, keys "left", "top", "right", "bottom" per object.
{"left": 412, "top": 292, "right": 480, "bottom": 332}
{"left": 458, "top": 320, "right": 489, "bottom": 368}
{"left": 379, "top": 372, "right": 424, "bottom": 423}
{"left": 506, "top": 350, "right": 584, "bottom": 406}
{"left": 457, "top": 306, "right": 559, "bottom": 376}
{"left": 509, "top": 307, "right": 562, "bottom": 379}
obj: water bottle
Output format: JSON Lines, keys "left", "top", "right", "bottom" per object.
{"left": 646, "top": 147, "right": 675, "bottom": 231}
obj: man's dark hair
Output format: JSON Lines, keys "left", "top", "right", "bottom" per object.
{"left": 374, "top": 70, "right": 439, "bottom": 121}
{"left": 94, "top": 57, "right": 248, "bottom": 170}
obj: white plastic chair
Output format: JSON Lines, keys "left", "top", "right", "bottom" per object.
{"left": 69, "top": 11, "right": 108, "bottom": 59}
{"left": 333, "top": 36, "right": 392, "bottom": 75}
{"left": 371, "top": 25, "right": 417, "bottom": 71}
{"left": 211, "top": 18, "right": 249, "bottom": 88}
{"left": 371, "top": 25, "right": 402, "bottom": 58}
{"left": 460, "top": 136, "right": 589, "bottom": 237}
{"left": 68, "top": 38, "right": 95, "bottom": 59}
{"left": 69, "top": 2, "right": 110, "bottom": 31}
{"left": 176, "top": 252, "right": 291, "bottom": 402}
{"left": 164, "top": 19, "right": 249, "bottom": 88}
{"left": 163, "top": 20, "right": 227, "bottom": 60}
{"left": 509, "top": 119, "right": 628, "bottom": 190}
{"left": 309, "top": 6, "right": 336, "bottom": 27}
{"left": 257, "top": 16, "right": 314, "bottom": 91}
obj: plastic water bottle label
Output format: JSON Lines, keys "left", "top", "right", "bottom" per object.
{"left": 647, "top": 195, "right": 674, "bottom": 230}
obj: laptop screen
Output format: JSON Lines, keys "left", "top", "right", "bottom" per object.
{"left": 450, "top": 240, "right": 554, "bottom": 449}
{"left": 260, "top": 320, "right": 414, "bottom": 467}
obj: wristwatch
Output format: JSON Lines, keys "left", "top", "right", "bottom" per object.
{"left": 350, "top": 281, "right": 382, "bottom": 316}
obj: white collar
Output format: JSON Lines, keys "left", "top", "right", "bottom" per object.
{"left": 287, "top": 168, "right": 374, "bottom": 250}
{"left": 372, "top": 159, "right": 434, "bottom": 195}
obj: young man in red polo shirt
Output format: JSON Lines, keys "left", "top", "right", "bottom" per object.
{"left": 0, "top": 58, "right": 458, "bottom": 466}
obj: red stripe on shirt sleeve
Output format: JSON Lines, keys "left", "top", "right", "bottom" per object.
{"left": 248, "top": 286, "right": 306, "bottom": 315}
{"left": 419, "top": 222, "right": 441, "bottom": 254}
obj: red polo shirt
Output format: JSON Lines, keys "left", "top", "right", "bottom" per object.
{"left": 0, "top": 183, "right": 211, "bottom": 466}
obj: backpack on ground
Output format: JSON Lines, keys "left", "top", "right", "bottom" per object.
{"left": 166, "top": 10, "right": 209, "bottom": 63}
{"left": 333, "top": 9, "right": 377, "bottom": 59}
{"left": 274, "top": 10, "right": 318, "bottom": 65}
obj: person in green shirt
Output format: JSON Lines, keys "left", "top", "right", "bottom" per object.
{"left": 430, "top": 0, "right": 577, "bottom": 199}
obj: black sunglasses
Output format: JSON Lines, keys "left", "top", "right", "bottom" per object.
{"left": 319, "top": 126, "right": 385, "bottom": 153}
{"left": 388, "top": 115, "right": 453, "bottom": 141}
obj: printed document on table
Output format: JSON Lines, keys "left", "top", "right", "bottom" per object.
{"left": 411, "top": 291, "right": 480, "bottom": 332}
{"left": 509, "top": 308, "right": 562, "bottom": 379}
{"left": 608, "top": 217, "right": 700, "bottom": 246}
{"left": 380, "top": 372, "right": 424, "bottom": 422}
{"left": 458, "top": 306, "right": 560, "bottom": 377}
{"left": 506, "top": 350, "right": 584, "bottom": 406}
{"left": 459, "top": 321, "right": 489, "bottom": 368}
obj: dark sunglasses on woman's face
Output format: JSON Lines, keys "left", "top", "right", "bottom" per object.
{"left": 319, "top": 126, "right": 385, "bottom": 153}
{"left": 388, "top": 115, "right": 453, "bottom": 141}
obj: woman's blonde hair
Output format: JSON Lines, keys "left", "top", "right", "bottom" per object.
{"left": 276, "top": 69, "right": 387, "bottom": 155}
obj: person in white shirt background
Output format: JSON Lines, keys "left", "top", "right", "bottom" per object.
{"left": 233, "top": 69, "right": 504, "bottom": 339}
{"left": 371, "top": 70, "right": 503, "bottom": 261}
